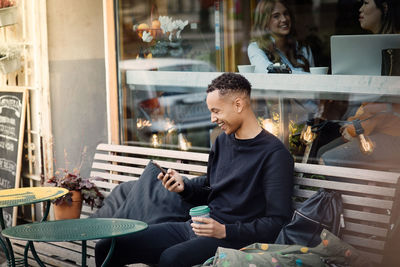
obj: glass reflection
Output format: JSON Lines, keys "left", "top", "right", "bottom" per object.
{"left": 116, "top": 1, "right": 400, "bottom": 172}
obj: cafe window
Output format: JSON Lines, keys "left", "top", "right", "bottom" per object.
{"left": 114, "top": 0, "right": 400, "bottom": 172}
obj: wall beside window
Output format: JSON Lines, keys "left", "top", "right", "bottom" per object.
{"left": 47, "top": 0, "right": 107, "bottom": 177}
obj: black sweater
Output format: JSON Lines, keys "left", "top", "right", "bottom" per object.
{"left": 181, "top": 130, "right": 294, "bottom": 243}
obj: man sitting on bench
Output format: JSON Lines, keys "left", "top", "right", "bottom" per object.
{"left": 95, "top": 73, "right": 294, "bottom": 267}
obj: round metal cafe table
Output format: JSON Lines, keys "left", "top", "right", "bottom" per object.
{"left": 0, "top": 187, "right": 68, "bottom": 209}
{"left": 0, "top": 187, "right": 68, "bottom": 267}
{"left": 2, "top": 218, "right": 148, "bottom": 267}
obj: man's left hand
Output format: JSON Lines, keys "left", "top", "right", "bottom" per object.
{"left": 191, "top": 217, "right": 226, "bottom": 239}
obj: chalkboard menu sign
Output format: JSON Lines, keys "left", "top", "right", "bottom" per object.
{"left": 0, "top": 90, "right": 27, "bottom": 227}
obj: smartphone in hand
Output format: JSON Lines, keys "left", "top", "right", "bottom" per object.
{"left": 152, "top": 161, "right": 176, "bottom": 185}
{"left": 152, "top": 160, "right": 167, "bottom": 175}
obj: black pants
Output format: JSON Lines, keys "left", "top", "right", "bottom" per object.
{"left": 95, "top": 221, "right": 249, "bottom": 267}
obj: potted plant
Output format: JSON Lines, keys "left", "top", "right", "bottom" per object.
{"left": 46, "top": 168, "right": 104, "bottom": 220}
{"left": 0, "top": 0, "right": 17, "bottom": 27}
{"left": 0, "top": 45, "right": 21, "bottom": 74}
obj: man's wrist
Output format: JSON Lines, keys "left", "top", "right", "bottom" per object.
{"left": 224, "top": 224, "right": 239, "bottom": 241}
{"left": 221, "top": 225, "right": 226, "bottom": 239}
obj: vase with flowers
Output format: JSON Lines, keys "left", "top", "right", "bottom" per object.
{"left": 46, "top": 168, "right": 104, "bottom": 220}
{"left": 133, "top": 15, "right": 190, "bottom": 59}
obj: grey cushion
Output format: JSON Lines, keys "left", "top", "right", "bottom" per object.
{"left": 91, "top": 180, "right": 136, "bottom": 219}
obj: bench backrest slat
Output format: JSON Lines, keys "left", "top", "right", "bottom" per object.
{"left": 342, "top": 234, "right": 385, "bottom": 251}
{"left": 294, "top": 188, "right": 393, "bottom": 209}
{"left": 295, "top": 163, "right": 399, "bottom": 184}
{"left": 86, "top": 144, "right": 399, "bottom": 265}
{"left": 92, "top": 180, "right": 123, "bottom": 191}
{"left": 94, "top": 153, "right": 149, "bottom": 165}
{"left": 96, "top": 143, "right": 209, "bottom": 162}
{"left": 295, "top": 177, "right": 396, "bottom": 197}
{"left": 92, "top": 162, "right": 144, "bottom": 176}
{"left": 344, "top": 221, "right": 387, "bottom": 238}
{"left": 343, "top": 209, "right": 390, "bottom": 224}
{"left": 90, "top": 171, "right": 140, "bottom": 182}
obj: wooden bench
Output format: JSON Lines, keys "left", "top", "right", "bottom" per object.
{"left": 10, "top": 143, "right": 400, "bottom": 266}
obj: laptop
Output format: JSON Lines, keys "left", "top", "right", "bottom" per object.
{"left": 331, "top": 34, "right": 400, "bottom": 75}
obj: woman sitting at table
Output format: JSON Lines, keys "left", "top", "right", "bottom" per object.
{"left": 248, "top": 0, "right": 315, "bottom": 74}
{"left": 318, "top": 0, "right": 400, "bottom": 171}
{"left": 247, "top": 0, "right": 320, "bottom": 154}
{"left": 359, "top": 0, "right": 399, "bottom": 34}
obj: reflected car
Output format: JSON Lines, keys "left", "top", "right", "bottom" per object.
{"left": 121, "top": 58, "right": 216, "bottom": 147}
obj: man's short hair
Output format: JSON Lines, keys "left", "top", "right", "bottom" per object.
{"left": 207, "top": 73, "right": 252, "bottom": 97}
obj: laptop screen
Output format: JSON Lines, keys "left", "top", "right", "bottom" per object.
{"left": 331, "top": 34, "right": 400, "bottom": 76}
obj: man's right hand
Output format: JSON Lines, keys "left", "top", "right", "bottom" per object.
{"left": 157, "top": 169, "right": 184, "bottom": 193}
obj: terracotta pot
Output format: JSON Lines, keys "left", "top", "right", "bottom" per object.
{"left": 53, "top": 190, "right": 83, "bottom": 220}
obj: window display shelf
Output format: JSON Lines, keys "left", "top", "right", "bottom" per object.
{"left": 125, "top": 71, "right": 400, "bottom": 98}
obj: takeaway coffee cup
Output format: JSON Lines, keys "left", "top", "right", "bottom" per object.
{"left": 237, "top": 65, "right": 255, "bottom": 73}
{"left": 309, "top": 67, "right": 329, "bottom": 74}
{"left": 189, "top": 205, "right": 210, "bottom": 224}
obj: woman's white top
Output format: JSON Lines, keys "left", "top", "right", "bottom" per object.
{"left": 248, "top": 41, "right": 315, "bottom": 74}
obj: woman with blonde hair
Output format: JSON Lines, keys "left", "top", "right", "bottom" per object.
{"left": 248, "top": 0, "right": 314, "bottom": 74}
